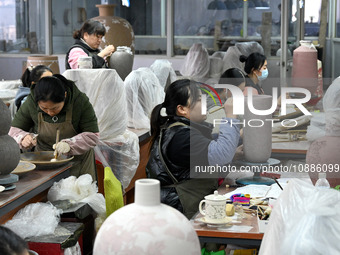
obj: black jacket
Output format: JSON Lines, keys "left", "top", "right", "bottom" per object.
{"left": 65, "top": 39, "right": 106, "bottom": 69}
{"left": 146, "top": 116, "right": 214, "bottom": 212}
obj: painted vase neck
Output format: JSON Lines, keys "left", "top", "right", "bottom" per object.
{"left": 96, "top": 4, "right": 116, "bottom": 16}
{"left": 135, "top": 179, "right": 161, "bottom": 206}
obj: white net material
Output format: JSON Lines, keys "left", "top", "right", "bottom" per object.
{"left": 63, "top": 69, "right": 139, "bottom": 189}
{"left": 180, "top": 43, "right": 210, "bottom": 78}
{"left": 150, "top": 59, "right": 177, "bottom": 91}
{"left": 124, "top": 67, "right": 165, "bottom": 129}
{"left": 307, "top": 76, "right": 340, "bottom": 140}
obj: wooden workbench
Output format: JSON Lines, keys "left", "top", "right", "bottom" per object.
{"left": 0, "top": 164, "right": 71, "bottom": 224}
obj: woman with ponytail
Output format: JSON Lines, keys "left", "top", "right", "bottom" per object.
{"left": 146, "top": 79, "right": 241, "bottom": 219}
{"left": 239, "top": 52, "right": 268, "bottom": 95}
{"left": 15, "top": 65, "right": 53, "bottom": 110}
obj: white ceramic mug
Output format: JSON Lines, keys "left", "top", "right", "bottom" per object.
{"left": 199, "top": 190, "right": 227, "bottom": 223}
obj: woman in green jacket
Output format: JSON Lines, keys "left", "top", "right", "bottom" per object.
{"left": 9, "top": 74, "right": 99, "bottom": 179}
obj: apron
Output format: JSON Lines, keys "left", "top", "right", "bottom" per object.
{"left": 159, "top": 122, "right": 218, "bottom": 219}
{"left": 36, "top": 106, "right": 96, "bottom": 180}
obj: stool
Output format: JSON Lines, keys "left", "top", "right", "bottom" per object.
{"left": 27, "top": 222, "right": 84, "bottom": 255}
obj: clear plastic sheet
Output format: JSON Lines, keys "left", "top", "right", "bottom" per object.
{"left": 150, "top": 59, "right": 177, "bottom": 91}
{"left": 95, "top": 130, "right": 139, "bottom": 189}
{"left": 180, "top": 43, "right": 210, "bottom": 78}
{"left": 63, "top": 69, "right": 127, "bottom": 139}
{"left": 259, "top": 179, "right": 340, "bottom": 255}
{"left": 47, "top": 174, "right": 106, "bottom": 217}
{"left": 63, "top": 69, "right": 140, "bottom": 189}
{"left": 124, "top": 67, "right": 165, "bottom": 129}
{"left": 222, "top": 41, "right": 264, "bottom": 73}
{"left": 307, "top": 77, "right": 340, "bottom": 140}
{"left": 4, "top": 202, "right": 61, "bottom": 239}
{"left": 323, "top": 76, "right": 340, "bottom": 111}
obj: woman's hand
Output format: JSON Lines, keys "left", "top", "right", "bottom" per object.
{"left": 224, "top": 98, "right": 237, "bottom": 119}
{"left": 21, "top": 134, "right": 37, "bottom": 149}
{"left": 98, "top": 45, "right": 115, "bottom": 58}
{"left": 232, "top": 145, "right": 244, "bottom": 161}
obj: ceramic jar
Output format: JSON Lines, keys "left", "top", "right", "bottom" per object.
{"left": 243, "top": 95, "right": 273, "bottom": 163}
{"left": 0, "top": 99, "right": 20, "bottom": 175}
{"left": 199, "top": 190, "right": 227, "bottom": 223}
{"left": 27, "top": 55, "right": 60, "bottom": 74}
{"left": 93, "top": 179, "right": 201, "bottom": 255}
{"left": 93, "top": 4, "right": 135, "bottom": 52}
{"left": 109, "top": 46, "right": 133, "bottom": 81}
{"left": 292, "top": 40, "right": 318, "bottom": 94}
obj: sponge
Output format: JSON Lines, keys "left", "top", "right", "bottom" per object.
{"left": 104, "top": 166, "right": 124, "bottom": 217}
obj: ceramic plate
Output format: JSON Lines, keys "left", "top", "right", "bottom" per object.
{"left": 0, "top": 185, "right": 5, "bottom": 193}
{"left": 11, "top": 161, "right": 36, "bottom": 175}
{"left": 196, "top": 217, "right": 232, "bottom": 226}
{"left": 20, "top": 151, "right": 74, "bottom": 170}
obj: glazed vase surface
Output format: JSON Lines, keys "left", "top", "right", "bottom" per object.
{"left": 109, "top": 46, "right": 133, "bottom": 81}
{"left": 243, "top": 95, "right": 273, "bottom": 163}
{"left": 93, "top": 179, "right": 201, "bottom": 255}
{"left": 0, "top": 99, "right": 20, "bottom": 175}
{"left": 93, "top": 4, "right": 135, "bottom": 52}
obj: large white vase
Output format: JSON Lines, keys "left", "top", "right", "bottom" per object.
{"left": 243, "top": 95, "right": 273, "bottom": 163}
{"left": 93, "top": 179, "right": 201, "bottom": 255}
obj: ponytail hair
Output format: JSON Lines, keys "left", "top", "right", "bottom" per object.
{"left": 149, "top": 79, "right": 200, "bottom": 152}
{"left": 21, "top": 65, "right": 53, "bottom": 88}
{"left": 34, "top": 76, "right": 66, "bottom": 103}
{"left": 239, "top": 52, "right": 266, "bottom": 75}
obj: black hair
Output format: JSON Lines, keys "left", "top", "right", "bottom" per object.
{"left": 73, "top": 19, "right": 106, "bottom": 40}
{"left": 34, "top": 75, "right": 67, "bottom": 103}
{"left": 149, "top": 79, "right": 200, "bottom": 151}
{"left": 218, "top": 68, "right": 246, "bottom": 91}
{"left": 21, "top": 65, "right": 53, "bottom": 88}
{"left": 0, "top": 226, "right": 28, "bottom": 255}
{"left": 239, "top": 52, "right": 267, "bottom": 75}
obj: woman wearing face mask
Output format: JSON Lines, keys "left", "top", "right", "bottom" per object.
{"left": 239, "top": 52, "right": 268, "bottom": 95}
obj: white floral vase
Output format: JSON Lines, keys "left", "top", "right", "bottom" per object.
{"left": 93, "top": 179, "right": 201, "bottom": 255}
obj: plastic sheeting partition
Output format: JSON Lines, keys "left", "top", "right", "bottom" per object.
{"left": 124, "top": 67, "right": 165, "bottom": 129}
{"left": 63, "top": 69, "right": 139, "bottom": 189}
{"left": 259, "top": 179, "right": 340, "bottom": 255}
{"left": 63, "top": 69, "right": 127, "bottom": 139}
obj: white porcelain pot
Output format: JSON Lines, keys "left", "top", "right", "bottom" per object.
{"left": 93, "top": 179, "right": 201, "bottom": 255}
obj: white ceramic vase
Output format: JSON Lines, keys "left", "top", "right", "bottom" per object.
{"left": 243, "top": 95, "right": 273, "bottom": 163}
{"left": 93, "top": 179, "right": 201, "bottom": 255}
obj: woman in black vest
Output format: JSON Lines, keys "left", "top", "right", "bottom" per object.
{"left": 146, "top": 79, "right": 241, "bottom": 219}
{"left": 65, "top": 19, "right": 115, "bottom": 69}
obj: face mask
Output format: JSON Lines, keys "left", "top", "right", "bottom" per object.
{"left": 257, "top": 69, "right": 268, "bottom": 81}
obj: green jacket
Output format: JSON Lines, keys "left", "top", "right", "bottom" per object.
{"left": 12, "top": 81, "right": 99, "bottom": 134}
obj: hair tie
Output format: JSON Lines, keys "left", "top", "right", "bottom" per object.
{"left": 160, "top": 107, "right": 167, "bottom": 117}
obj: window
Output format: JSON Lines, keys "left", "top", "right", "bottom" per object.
{"left": 0, "top": 0, "right": 45, "bottom": 54}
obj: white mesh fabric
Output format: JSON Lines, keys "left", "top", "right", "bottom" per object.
{"left": 124, "top": 67, "right": 165, "bottom": 129}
